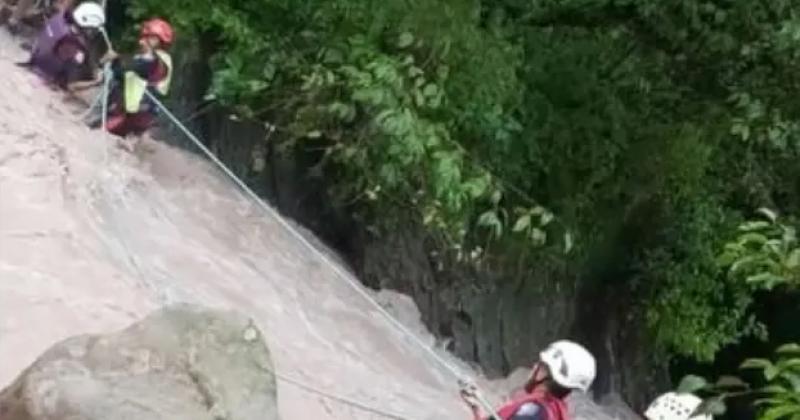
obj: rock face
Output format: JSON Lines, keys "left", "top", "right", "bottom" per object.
{"left": 569, "top": 393, "right": 641, "bottom": 420}
{"left": 0, "top": 305, "right": 278, "bottom": 420}
{"left": 0, "top": 40, "right": 471, "bottom": 419}
{"left": 355, "top": 226, "right": 668, "bottom": 409}
{"left": 164, "top": 39, "right": 668, "bottom": 409}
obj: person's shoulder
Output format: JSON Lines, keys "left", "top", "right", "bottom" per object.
{"left": 517, "top": 402, "right": 544, "bottom": 415}
{"left": 511, "top": 401, "right": 548, "bottom": 420}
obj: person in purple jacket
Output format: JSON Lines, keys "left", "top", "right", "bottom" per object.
{"left": 22, "top": 1, "right": 104, "bottom": 93}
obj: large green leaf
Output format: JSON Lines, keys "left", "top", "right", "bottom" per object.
{"left": 697, "top": 396, "right": 728, "bottom": 416}
{"left": 678, "top": 375, "right": 710, "bottom": 393}
{"left": 777, "top": 344, "right": 800, "bottom": 355}
{"left": 761, "top": 405, "right": 800, "bottom": 420}
{"left": 741, "top": 358, "right": 775, "bottom": 370}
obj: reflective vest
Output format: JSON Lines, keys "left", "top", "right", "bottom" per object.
{"left": 123, "top": 49, "right": 173, "bottom": 113}
{"left": 494, "top": 392, "right": 569, "bottom": 420}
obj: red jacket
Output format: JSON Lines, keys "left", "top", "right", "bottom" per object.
{"left": 494, "top": 392, "right": 569, "bottom": 420}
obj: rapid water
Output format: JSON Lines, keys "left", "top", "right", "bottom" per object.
{"left": 0, "top": 32, "right": 491, "bottom": 419}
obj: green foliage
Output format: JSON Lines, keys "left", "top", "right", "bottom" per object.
{"left": 681, "top": 344, "right": 800, "bottom": 420}
{"left": 720, "top": 209, "right": 800, "bottom": 290}
{"left": 129, "top": 0, "right": 800, "bottom": 365}
{"left": 130, "top": 0, "right": 550, "bottom": 253}
{"left": 737, "top": 346, "right": 800, "bottom": 420}
{"left": 649, "top": 209, "right": 800, "bottom": 360}
{"left": 639, "top": 201, "right": 763, "bottom": 361}
{"left": 678, "top": 374, "right": 712, "bottom": 394}
{"left": 681, "top": 219, "right": 800, "bottom": 419}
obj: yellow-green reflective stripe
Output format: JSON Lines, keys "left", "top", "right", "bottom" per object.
{"left": 123, "top": 71, "right": 147, "bottom": 113}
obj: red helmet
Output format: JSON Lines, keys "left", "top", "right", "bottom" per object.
{"left": 140, "top": 18, "right": 174, "bottom": 46}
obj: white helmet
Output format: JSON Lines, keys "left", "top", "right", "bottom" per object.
{"left": 645, "top": 392, "right": 712, "bottom": 420}
{"left": 71, "top": 2, "right": 106, "bottom": 29}
{"left": 539, "top": 340, "right": 596, "bottom": 392}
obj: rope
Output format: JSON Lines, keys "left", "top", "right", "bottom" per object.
{"left": 272, "top": 370, "right": 410, "bottom": 420}
{"left": 141, "top": 89, "right": 501, "bottom": 419}
{"left": 80, "top": 38, "right": 410, "bottom": 419}
{"left": 13, "top": 3, "right": 423, "bottom": 417}
{"left": 79, "top": 46, "right": 497, "bottom": 417}
{"left": 98, "top": 28, "right": 112, "bottom": 134}
{"left": 79, "top": 3, "right": 499, "bottom": 413}
{"left": 99, "top": 62, "right": 111, "bottom": 131}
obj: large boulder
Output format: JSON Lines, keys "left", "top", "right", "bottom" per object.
{"left": 0, "top": 305, "right": 278, "bottom": 420}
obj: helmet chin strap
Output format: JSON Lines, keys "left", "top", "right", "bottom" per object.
{"left": 524, "top": 362, "right": 548, "bottom": 393}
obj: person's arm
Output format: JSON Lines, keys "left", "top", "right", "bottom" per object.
{"left": 106, "top": 53, "right": 158, "bottom": 83}
{"left": 54, "top": 39, "right": 101, "bottom": 93}
{"left": 128, "top": 55, "right": 158, "bottom": 80}
{"left": 65, "top": 70, "right": 103, "bottom": 92}
{"left": 100, "top": 49, "right": 118, "bottom": 65}
{"left": 461, "top": 388, "right": 487, "bottom": 420}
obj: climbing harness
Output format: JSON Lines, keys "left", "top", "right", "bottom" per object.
{"left": 140, "top": 89, "right": 503, "bottom": 419}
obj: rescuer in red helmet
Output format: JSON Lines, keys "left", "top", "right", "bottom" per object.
{"left": 90, "top": 17, "right": 174, "bottom": 138}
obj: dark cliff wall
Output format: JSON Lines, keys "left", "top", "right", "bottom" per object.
{"left": 158, "top": 35, "right": 667, "bottom": 410}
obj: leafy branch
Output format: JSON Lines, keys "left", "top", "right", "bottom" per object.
{"left": 679, "top": 343, "right": 800, "bottom": 420}
{"left": 719, "top": 208, "right": 800, "bottom": 291}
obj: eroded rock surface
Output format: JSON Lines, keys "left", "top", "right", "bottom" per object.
{"left": 0, "top": 305, "right": 278, "bottom": 420}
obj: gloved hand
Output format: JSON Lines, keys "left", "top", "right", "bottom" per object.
{"left": 100, "top": 49, "right": 118, "bottom": 64}
{"left": 459, "top": 380, "right": 482, "bottom": 411}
